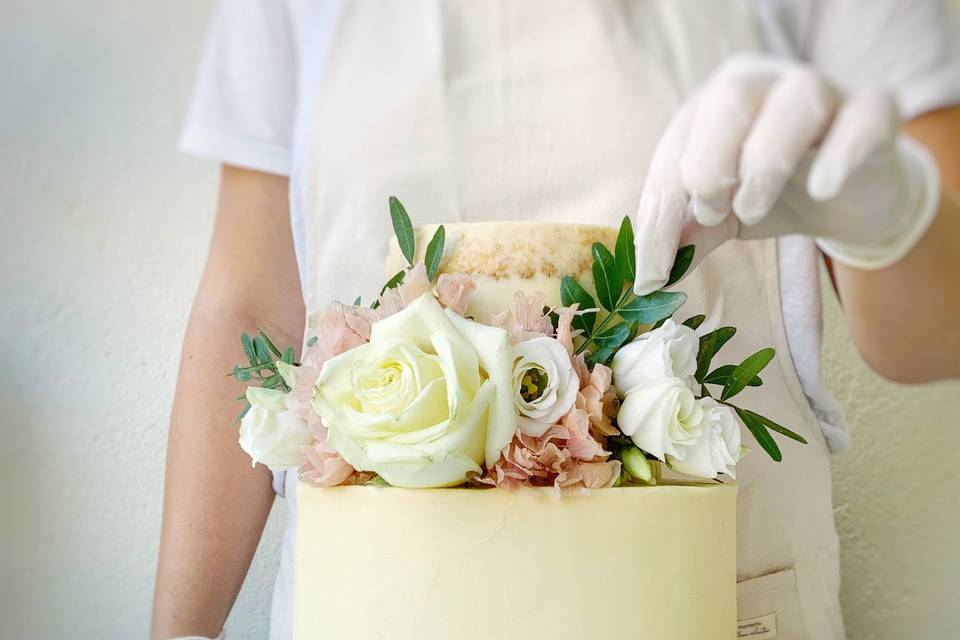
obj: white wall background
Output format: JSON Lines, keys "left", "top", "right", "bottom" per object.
{"left": 0, "top": 1, "right": 957, "bottom": 639}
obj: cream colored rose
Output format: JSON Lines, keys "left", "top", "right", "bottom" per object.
{"left": 312, "top": 293, "right": 514, "bottom": 488}
{"left": 611, "top": 319, "right": 699, "bottom": 393}
{"left": 616, "top": 377, "right": 703, "bottom": 461}
{"left": 512, "top": 337, "right": 579, "bottom": 437}
{"left": 238, "top": 387, "right": 313, "bottom": 471}
{"left": 667, "top": 397, "right": 742, "bottom": 479}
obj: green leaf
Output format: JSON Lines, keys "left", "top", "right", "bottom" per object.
{"left": 233, "top": 401, "right": 251, "bottom": 425}
{"left": 241, "top": 333, "right": 256, "bottom": 366}
{"left": 281, "top": 346, "right": 295, "bottom": 365}
{"left": 560, "top": 276, "right": 597, "bottom": 337}
{"left": 735, "top": 407, "right": 782, "bottom": 462}
{"left": 306, "top": 336, "right": 318, "bottom": 348}
{"left": 694, "top": 326, "right": 737, "bottom": 382}
{"left": 424, "top": 224, "right": 445, "bottom": 281}
{"left": 389, "top": 196, "right": 416, "bottom": 265}
{"left": 592, "top": 321, "right": 632, "bottom": 350}
{"left": 252, "top": 335, "right": 273, "bottom": 363}
{"left": 263, "top": 373, "right": 284, "bottom": 389}
{"left": 614, "top": 216, "right": 636, "bottom": 284}
{"left": 591, "top": 242, "right": 624, "bottom": 312}
{"left": 722, "top": 348, "right": 775, "bottom": 401}
{"left": 353, "top": 296, "right": 362, "bottom": 306}
{"left": 651, "top": 318, "right": 667, "bottom": 330}
{"left": 587, "top": 345, "right": 617, "bottom": 367}
{"left": 741, "top": 408, "right": 807, "bottom": 445}
{"left": 682, "top": 314, "right": 706, "bottom": 330}
{"left": 703, "top": 364, "right": 762, "bottom": 387}
{"left": 376, "top": 270, "right": 406, "bottom": 299}
{"left": 372, "top": 267, "right": 407, "bottom": 308}
{"left": 257, "top": 329, "right": 284, "bottom": 358}
{"left": 619, "top": 290, "right": 687, "bottom": 325}
{"left": 666, "top": 244, "right": 696, "bottom": 287}
{"left": 232, "top": 365, "right": 252, "bottom": 382}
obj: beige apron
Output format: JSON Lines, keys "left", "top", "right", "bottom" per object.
{"left": 284, "top": 1, "right": 845, "bottom": 638}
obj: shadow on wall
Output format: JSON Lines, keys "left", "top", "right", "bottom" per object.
{"left": 823, "top": 273, "right": 960, "bottom": 640}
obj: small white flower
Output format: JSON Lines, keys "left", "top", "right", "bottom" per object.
{"left": 667, "top": 397, "right": 742, "bottom": 479}
{"left": 511, "top": 336, "right": 579, "bottom": 437}
{"left": 239, "top": 387, "right": 313, "bottom": 471}
{"left": 616, "top": 377, "right": 704, "bottom": 461}
{"left": 611, "top": 319, "right": 699, "bottom": 394}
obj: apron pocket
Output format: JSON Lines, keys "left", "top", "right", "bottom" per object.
{"left": 737, "top": 568, "right": 805, "bottom": 640}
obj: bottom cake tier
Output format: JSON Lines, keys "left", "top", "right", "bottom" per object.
{"left": 294, "top": 482, "right": 737, "bottom": 640}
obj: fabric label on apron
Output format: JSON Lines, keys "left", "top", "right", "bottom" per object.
{"left": 737, "top": 613, "right": 778, "bottom": 639}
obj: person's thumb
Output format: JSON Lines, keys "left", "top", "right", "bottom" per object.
{"left": 634, "top": 201, "right": 738, "bottom": 295}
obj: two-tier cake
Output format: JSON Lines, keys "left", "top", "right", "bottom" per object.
{"left": 291, "top": 223, "right": 738, "bottom": 639}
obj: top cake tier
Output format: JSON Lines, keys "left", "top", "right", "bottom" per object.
{"left": 385, "top": 222, "right": 617, "bottom": 320}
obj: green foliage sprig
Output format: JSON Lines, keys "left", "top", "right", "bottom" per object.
{"left": 560, "top": 216, "right": 690, "bottom": 365}
{"left": 372, "top": 196, "right": 446, "bottom": 309}
{"left": 691, "top": 327, "right": 807, "bottom": 462}
{"left": 561, "top": 215, "right": 807, "bottom": 465}
{"left": 229, "top": 329, "right": 296, "bottom": 423}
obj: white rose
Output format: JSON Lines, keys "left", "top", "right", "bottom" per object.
{"left": 239, "top": 387, "right": 313, "bottom": 471}
{"left": 668, "top": 397, "right": 742, "bottom": 479}
{"left": 511, "top": 336, "right": 579, "bottom": 437}
{"left": 313, "top": 293, "right": 514, "bottom": 488}
{"left": 611, "top": 319, "right": 698, "bottom": 393}
{"left": 616, "top": 377, "right": 703, "bottom": 461}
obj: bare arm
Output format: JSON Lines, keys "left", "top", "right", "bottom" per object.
{"left": 151, "top": 166, "right": 304, "bottom": 638}
{"left": 830, "top": 107, "right": 960, "bottom": 384}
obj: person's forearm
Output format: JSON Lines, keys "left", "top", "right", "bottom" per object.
{"left": 830, "top": 111, "right": 960, "bottom": 384}
{"left": 152, "top": 166, "right": 302, "bottom": 639}
{"left": 831, "top": 190, "right": 960, "bottom": 383}
{"left": 151, "top": 303, "right": 301, "bottom": 639}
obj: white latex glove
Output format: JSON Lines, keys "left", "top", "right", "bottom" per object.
{"left": 633, "top": 54, "right": 941, "bottom": 295}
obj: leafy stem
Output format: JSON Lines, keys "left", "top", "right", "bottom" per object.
{"left": 562, "top": 216, "right": 692, "bottom": 363}
{"left": 572, "top": 286, "right": 634, "bottom": 356}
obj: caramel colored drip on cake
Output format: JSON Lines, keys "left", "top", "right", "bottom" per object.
{"left": 385, "top": 222, "right": 618, "bottom": 280}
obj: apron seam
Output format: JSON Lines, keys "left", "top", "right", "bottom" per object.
{"left": 762, "top": 238, "right": 831, "bottom": 458}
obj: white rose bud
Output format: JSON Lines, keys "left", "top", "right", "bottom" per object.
{"left": 611, "top": 319, "right": 699, "bottom": 394}
{"left": 616, "top": 377, "right": 703, "bottom": 461}
{"left": 621, "top": 446, "right": 659, "bottom": 484}
{"left": 511, "top": 336, "right": 579, "bottom": 437}
{"left": 668, "top": 397, "right": 742, "bottom": 479}
{"left": 239, "top": 387, "right": 313, "bottom": 471}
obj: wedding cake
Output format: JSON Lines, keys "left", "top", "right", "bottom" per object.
{"left": 232, "top": 203, "right": 805, "bottom": 639}
{"left": 293, "top": 223, "right": 737, "bottom": 639}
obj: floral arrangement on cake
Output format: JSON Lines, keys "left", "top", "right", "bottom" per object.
{"left": 231, "top": 198, "right": 806, "bottom": 490}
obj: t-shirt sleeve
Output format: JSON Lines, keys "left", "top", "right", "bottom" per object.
{"left": 180, "top": 0, "right": 297, "bottom": 176}
{"left": 754, "top": 0, "right": 960, "bottom": 119}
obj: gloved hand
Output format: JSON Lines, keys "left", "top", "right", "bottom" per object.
{"left": 633, "top": 54, "right": 941, "bottom": 295}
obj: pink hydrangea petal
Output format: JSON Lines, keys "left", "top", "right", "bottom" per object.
{"left": 436, "top": 273, "right": 476, "bottom": 316}
{"left": 589, "top": 362, "right": 613, "bottom": 393}
{"left": 306, "top": 302, "right": 371, "bottom": 363}
{"left": 488, "top": 292, "right": 554, "bottom": 344}
{"left": 554, "top": 304, "right": 582, "bottom": 354}
{"left": 577, "top": 460, "right": 622, "bottom": 489}
{"left": 572, "top": 353, "right": 590, "bottom": 385}
{"left": 397, "top": 264, "right": 432, "bottom": 306}
{"left": 300, "top": 445, "right": 356, "bottom": 487}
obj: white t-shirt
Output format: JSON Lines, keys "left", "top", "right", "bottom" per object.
{"left": 182, "top": 0, "right": 960, "bottom": 457}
